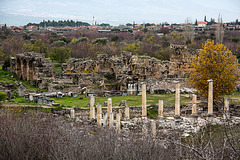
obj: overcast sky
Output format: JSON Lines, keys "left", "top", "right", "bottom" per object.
{"left": 0, "top": 0, "right": 239, "bottom": 26}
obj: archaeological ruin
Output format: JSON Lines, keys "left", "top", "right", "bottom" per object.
{"left": 10, "top": 52, "right": 53, "bottom": 87}
{"left": 10, "top": 44, "right": 197, "bottom": 96}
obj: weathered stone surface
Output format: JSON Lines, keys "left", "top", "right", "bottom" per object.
{"left": 169, "top": 44, "right": 196, "bottom": 78}
{"left": 9, "top": 45, "right": 205, "bottom": 96}
{"left": 52, "top": 103, "right": 60, "bottom": 106}
{"left": 10, "top": 52, "right": 53, "bottom": 88}
{"left": 119, "top": 100, "right": 127, "bottom": 106}
{"left": 17, "top": 82, "right": 26, "bottom": 96}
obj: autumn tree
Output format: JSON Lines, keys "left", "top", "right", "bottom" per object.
{"left": 189, "top": 40, "right": 239, "bottom": 100}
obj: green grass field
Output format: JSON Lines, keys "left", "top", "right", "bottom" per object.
{"left": 9, "top": 93, "right": 193, "bottom": 108}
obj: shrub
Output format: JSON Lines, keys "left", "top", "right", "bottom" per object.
{"left": 52, "top": 40, "right": 66, "bottom": 47}
{"left": 92, "top": 38, "right": 108, "bottom": 45}
{"left": 0, "top": 91, "right": 7, "bottom": 101}
{"left": 2, "top": 56, "right": 10, "bottom": 70}
{"left": 49, "top": 47, "right": 71, "bottom": 63}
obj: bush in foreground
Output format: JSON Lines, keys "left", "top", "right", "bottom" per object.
{"left": 0, "top": 109, "right": 239, "bottom": 159}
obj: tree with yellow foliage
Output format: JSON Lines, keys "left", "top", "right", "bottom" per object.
{"left": 189, "top": 40, "right": 240, "bottom": 100}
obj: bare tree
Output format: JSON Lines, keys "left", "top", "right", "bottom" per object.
{"left": 216, "top": 14, "right": 224, "bottom": 44}
{"left": 184, "top": 17, "right": 195, "bottom": 44}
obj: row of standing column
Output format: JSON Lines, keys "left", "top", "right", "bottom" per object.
{"left": 143, "top": 80, "right": 229, "bottom": 118}
{"left": 89, "top": 97, "right": 122, "bottom": 130}
{"left": 86, "top": 79, "right": 229, "bottom": 127}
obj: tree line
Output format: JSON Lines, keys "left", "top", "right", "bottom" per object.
{"left": 26, "top": 20, "right": 90, "bottom": 28}
{"left": 1, "top": 23, "right": 240, "bottom": 65}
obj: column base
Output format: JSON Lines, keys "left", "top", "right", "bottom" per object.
{"left": 206, "top": 114, "right": 214, "bottom": 121}
{"left": 142, "top": 116, "right": 147, "bottom": 120}
{"left": 157, "top": 116, "right": 164, "bottom": 120}
{"left": 191, "top": 114, "right": 198, "bottom": 118}
{"left": 124, "top": 118, "right": 130, "bottom": 121}
{"left": 206, "top": 114, "right": 214, "bottom": 117}
{"left": 174, "top": 115, "right": 181, "bottom": 119}
{"left": 223, "top": 112, "right": 230, "bottom": 120}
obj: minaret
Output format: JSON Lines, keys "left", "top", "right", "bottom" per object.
{"left": 133, "top": 21, "right": 135, "bottom": 28}
{"left": 92, "top": 16, "right": 95, "bottom": 25}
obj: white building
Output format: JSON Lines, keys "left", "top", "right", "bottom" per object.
{"left": 197, "top": 21, "right": 207, "bottom": 28}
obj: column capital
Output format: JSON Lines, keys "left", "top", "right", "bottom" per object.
{"left": 207, "top": 79, "right": 213, "bottom": 82}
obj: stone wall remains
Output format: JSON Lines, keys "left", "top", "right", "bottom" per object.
{"left": 10, "top": 45, "right": 197, "bottom": 94}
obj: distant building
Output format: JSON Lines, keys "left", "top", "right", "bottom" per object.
{"left": 146, "top": 26, "right": 157, "bottom": 31}
{"left": 88, "top": 25, "right": 102, "bottom": 30}
{"left": 197, "top": 21, "right": 207, "bottom": 28}
{"left": 26, "top": 25, "right": 38, "bottom": 31}
{"left": 98, "top": 29, "right": 111, "bottom": 33}
{"left": 47, "top": 27, "right": 56, "bottom": 31}
{"left": 12, "top": 27, "right": 22, "bottom": 32}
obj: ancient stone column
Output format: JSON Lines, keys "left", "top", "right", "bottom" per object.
{"left": 223, "top": 98, "right": 230, "bottom": 119}
{"left": 118, "top": 109, "right": 122, "bottom": 119}
{"left": 109, "top": 112, "right": 114, "bottom": 128}
{"left": 142, "top": 83, "right": 147, "bottom": 118}
{"left": 175, "top": 82, "right": 180, "bottom": 117}
{"left": 142, "top": 122, "right": 148, "bottom": 136}
{"left": 107, "top": 98, "right": 112, "bottom": 118}
{"left": 125, "top": 105, "right": 130, "bottom": 120}
{"left": 130, "top": 84, "right": 133, "bottom": 95}
{"left": 191, "top": 94, "right": 197, "bottom": 116}
{"left": 207, "top": 79, "right": 213, "bottom": 115}
{"left": 158, "top": 100, "right": 163, "bottom": 118}
{"left": 89, "top": 96, "right": 95, "bottom": 119}
{"left": 70, "top": 109, "right": 75, "bottom": 118}
{"left": 26, "top": 60, "right": 30, "bottom": 81}
{"left": 103, "top": 113, "right": 108, "bottom": 126}
{"left": 116, "top": 113, "right": 121, "bottom": 131}
{"left": 97, "top": 103, "right": 102, "bottom": 126}
{"left": 224, "top": 98, "right": 229, "bottom": 111}
{"left": 20, "top": 59, "right": 24, "bottom": 80}
{"left": 151, "top": 120, "right": 156, "bottom": 138}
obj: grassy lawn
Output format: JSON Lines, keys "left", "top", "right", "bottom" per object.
{"left": 8, "top": 92, "right": 240, "bottom": 108}
{"left": 8, "top": 97, "right": 37, "bottom": 105}
{"left": 8, "top": 93, "right": 192, "bottom": 108}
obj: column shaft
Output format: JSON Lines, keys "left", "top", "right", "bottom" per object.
{"left": 175, "top": 82, "right": 180, "bottom": 116}
{"left": 208, "top": 80, "right": 213, "bottom": 115}
{"left": 142, "top": 83, "right": 147, "bottom": 117}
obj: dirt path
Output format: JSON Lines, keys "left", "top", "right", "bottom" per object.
{"left": 0, "top": 104, "right": 52, "bottom": 108}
